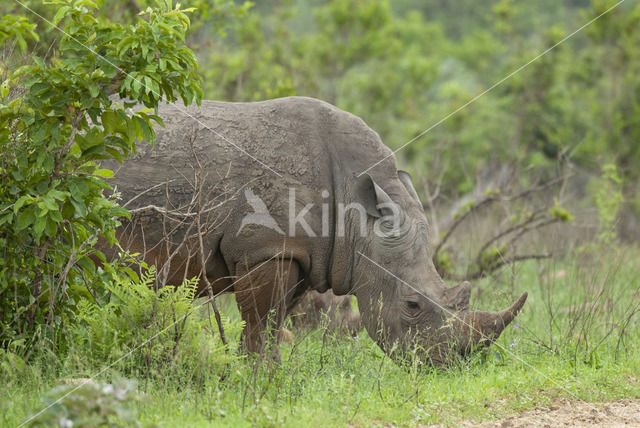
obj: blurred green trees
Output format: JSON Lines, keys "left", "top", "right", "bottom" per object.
{"left": 8, "top": 0, "right": 632, "bottom": 200}
{"left": 5, "top": 0, "right": 634, "bottom": 198}
{"left": 202, "top": 0, "right": 640, "bottom": 204}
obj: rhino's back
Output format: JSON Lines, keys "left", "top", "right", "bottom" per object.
{"left": 108, "top": 96, "right": 394, "bottom": 203}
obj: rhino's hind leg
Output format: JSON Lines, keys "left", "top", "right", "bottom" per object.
{"left": 234, "top": 258, "right": 302, "bottom": 355}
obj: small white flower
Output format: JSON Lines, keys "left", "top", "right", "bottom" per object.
{"left": 115, "top": 388, "right": 127, "bottom": 400}
{"left": 59, "top": 417, "right": 74, "bottom": 428}
{"left": 102, "top": 384, "right": 114, "bottom": 395}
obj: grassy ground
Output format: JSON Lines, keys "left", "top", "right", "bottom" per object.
{"left": 4, "top": 247, "right": 640, "bottom": 427}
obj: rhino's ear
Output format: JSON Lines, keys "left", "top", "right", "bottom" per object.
{"left": 398, "top": 170, "right": 421, "bottom": 204}
{"left": 353, "top": 173, "right": 395, "bottom": 218}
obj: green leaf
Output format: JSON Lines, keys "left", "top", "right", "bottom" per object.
{"left": 16, "top": 34, "right": 27, "bottom": 53}
{"left": 89, "top": 82, "right": 99, "bottom": 98}
{"left": 42, "top": 152, "right": 55, "bottom": 173}
{"left": 48, "top": 190, "right": 69, "bottom": 201}
{"left": 74, "top": 0, "right": 98, "bottom": 10}
{"left": 52, "top": 6, "right": 71, "bottom": 26}
{"left": 81, "top": 144, "right": 106, "bottom": 158}
{"left": 70, "top": 198, "right": 87, "bottom": 218}
{"left": 49, "top": 209, "right": 63, "bottom": 222}
{"left": 123, "top": 267, "right": 140, "bottom": 283}
{"left": 44, "top": 218, "right": 57, "bottom": 237}
{"left": 0, "top": 80, "right": 9, "bottom": 98}
{"left": 42, "top": 195, "right": 58, "bottom": 211}
{"left": 105, "top": 146, "right": 124, "bottom": 163}
{"left": 14, "top": 195, "right": 33, "bottom": 214}
{"left": 32, "top": 56, "right": 46, "bottom": 69}
{"left": 135, "top": 116, "right": 152, "bottom": 142}
{"left": 148, "top": 114, "right": 164, "bottom": 128}
{"left": 69, "top": 180, "right": 89, "bottom": 199}
{"left": 144, "top": 76, "right": 154, "bottom": 95}
{"left": 86, "top": 211, "right": 104, "bottom": 228}
{"left": 110, "top": 205, "right": 130, "bottom": 219}
{"left": 101, "top": 110, "right": 119, "bottom": 134}
{"left": 76, "top": 255, "right": 95, "bottom": 272}
{"left": 36, "top": 202, "right": 49, "bottom": 217}
{"left": 33, "top": 216, "right": 46, "bottom": 239}
{"left": 16, "top": 207, "right": 36, "bottom": 231}
{"left": 0, "top": 212, "right": 13, "bottom": 226}
{"left": 62, "top": 200, "right": 75, "bottom": 219}
{"left": 133, "top": 77, "right": 142, "bottom": 95}
{"left": 95, "top": 168, "right": 114, "bottom": 178}
{"left": 127, "top": 117, "right": 137, "bottom": 142}
{"left": 98, "top": 57, "right": 116, "bottom": 78}
{"left": 92, "top": 249, "right": 107, "bottom": 263}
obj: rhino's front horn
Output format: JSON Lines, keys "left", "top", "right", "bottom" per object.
{"left": 457, "top": 292, "right": 528, "bottom": 351}
{"left": 497, "top": 291, "right": 528, "bottom": 326}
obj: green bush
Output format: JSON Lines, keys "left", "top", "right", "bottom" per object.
{"left": 65, "top": 266, "right": 242, "bottom": 382}
{"left": 0, "top": 0, "right": 201, "bottom": 347}
{"left": 27, "top": 378, "right": 141, "bottom": 428}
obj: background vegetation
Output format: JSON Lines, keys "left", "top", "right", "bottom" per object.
{"left": 1, "top": 0, "right": 639, "bottom": 426}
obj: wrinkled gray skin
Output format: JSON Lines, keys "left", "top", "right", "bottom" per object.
{"left": 103, "top": 96, "right": 526, "bottom": 366}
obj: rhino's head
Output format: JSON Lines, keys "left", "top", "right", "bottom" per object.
{"left": 336, "top": 171, "right": 526, "bottom": 366}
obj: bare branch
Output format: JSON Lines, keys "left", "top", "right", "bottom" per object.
{"left": 448, "top": 253, "right": 552, "bottom": 281}
{"left": 189, "top": 134, "right": 228, "bottom": 347}
{"left": 120, "top": 179, "right": 177, "bottom": 209}
{"left": 52, "top": 113, "right": 82, "bottom": 180}
{"left": 433, "top": 174, "right": 570, "bottom": 281}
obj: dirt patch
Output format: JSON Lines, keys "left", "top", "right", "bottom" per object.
{"left": 452, "top": 399, "right": 640, "bottom": 427}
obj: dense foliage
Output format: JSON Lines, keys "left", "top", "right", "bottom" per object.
{"left": 0, "top": 0, "right": 201, "bottom": 345}
{"left": 68, "top": 268, "right": 240, "bottom": 380}
{"left": 204, "top": 0, "right": 640, "bottom": 202}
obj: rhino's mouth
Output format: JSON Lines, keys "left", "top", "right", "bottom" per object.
{"left": 387, "top": 292, "right": 529, "bottom": 366}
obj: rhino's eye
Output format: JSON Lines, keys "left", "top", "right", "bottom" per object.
{"left": 406, "top": 301, "right": 420, "bottom": 310}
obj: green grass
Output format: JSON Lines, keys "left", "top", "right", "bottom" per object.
{"left": 3, "top": 247, "right": 640, "bottom": 427}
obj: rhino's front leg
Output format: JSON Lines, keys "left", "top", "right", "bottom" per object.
{"left": 234, "top": 258, "right": 302, "bottom": 355}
